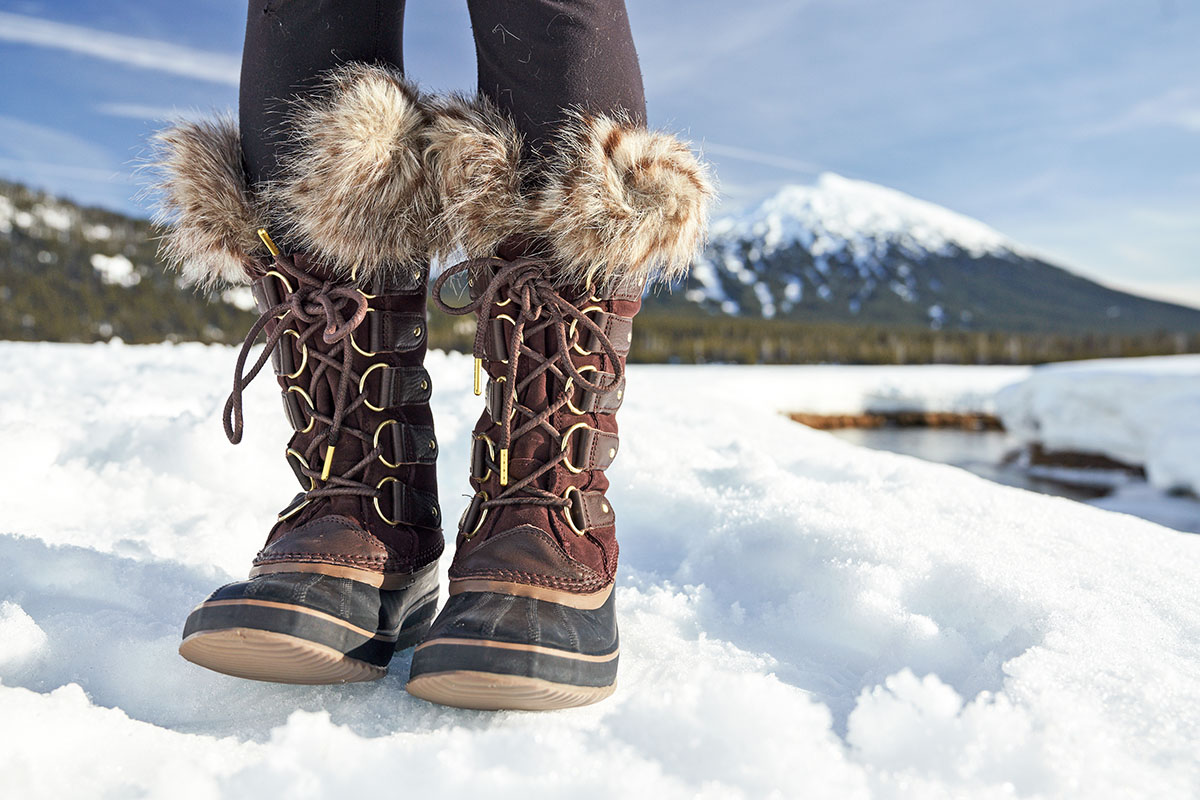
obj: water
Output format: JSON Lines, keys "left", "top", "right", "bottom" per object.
{"left": 826, "top": 428, "right": 1107, "bottom": 501}
{"left": 825, "top": 427, "right": 1200, "bottom": 533}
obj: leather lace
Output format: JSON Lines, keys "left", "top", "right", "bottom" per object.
{"left": 433, "top": 257, "right": 624, "bottom": 512}
{"left": 224, "top": 256, "right": 385, "bottom": 501}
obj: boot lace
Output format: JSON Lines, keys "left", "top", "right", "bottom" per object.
{"left": 223, "top": 255, "right": 386, "bottom": 502}
{"left": 433, "top": 257, "right": 624, "bottom": 514}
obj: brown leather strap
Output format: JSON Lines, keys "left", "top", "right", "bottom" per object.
{"left": 470, "top": 435, "right": 495, "bottom": 481}
{"left": 369, "top": 310, "right": 427, "bottom": 354}
{"left": 484, "top": 378, "right": 514, "bottom": 421}
{"left": 564, "top": 370, "right": 625, "bottom": 414}
{"left": 281, "top": 386, "right": 313, "bottom": 432}
{"left": 483, "top": 316, "right": 513, "bottom": 362}
{"left": 251, "top": 272, "right": 289, "bottom": 314}
{"left": 379, "top": 421, "right": 438, "bottom": 466}
{"left": 372, "top": 268, "right": 428, "bottom": 296}
{"left": 564, "top": 425, "right": 619, "bottom": 471}
{"left": 577, "top": 490, "right": 615, "bottom": 531}
{"left": 364, "top": 365, "right": 433, "bottom": 408}
{"left": 380, "top": 480, "right": 441, "bottom": 530}
{"left": 579, "top": 312, "right": 633, "bottom": 357}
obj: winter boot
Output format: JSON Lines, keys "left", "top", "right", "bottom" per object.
{"left": 406, "top": 98, "right": 713, "bottom": 708}
{"left": 153, "top": 65, "right": 444, "bottom": 683}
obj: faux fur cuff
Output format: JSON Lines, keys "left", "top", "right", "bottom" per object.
{"left": 150, "top": 116, "right": 264, "bottom": 288}
{"left": 427, "top": 96, "right": 715, "bottom": 289}
{"left": 150, "top": 64, "right": 435, "bottom": 287}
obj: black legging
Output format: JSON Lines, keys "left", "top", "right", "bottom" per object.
{"left": 239, "top": 0, "right": 646, "bottom": 187}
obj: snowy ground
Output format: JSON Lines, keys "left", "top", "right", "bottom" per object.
{"left": 2, "top": 342, "right": 1198, "bottom": 799}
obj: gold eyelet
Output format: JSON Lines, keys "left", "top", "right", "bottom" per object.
{"left": 462, "top": 491, "right": 489, "bottom": 539}
{"left": 560, "top": 422, "right": 593, "bottom": 474}
{"left": 562, "top": 364, "right": 599, "bottom": 415}
{"left": 373, "top": 419, "right": 400, "bottom": 468}
{"left": 373, "top": 476, "right": 400, "bottom": 525}
{"left": 561, "top": 485, "right": 586, "bottom": 536}
{"left": 264, "top": 269, "right": 294, "bottom": 293}
{"left": 495, "top": 313, "right": 516, "bottom": 365}
{"left": 277, "top": 499, "right": 310, "bottom": 522}
{"left": 490, "top": 375, "right": 518, "bottom": 421}
{"left": 285, "top": 385, "right": 315, "bottom": 433}
{"left": 583, "top": 268, "right": 604, "bottom": 304}
{"left": 285, "top": 447, "right": 315, "bottom": 490}
{"left": 471, "top": 433, "right": 495, "bottom": 481}
{"left": 280, "top": 329, "right": 308, "bottom": 379}
{"left": 568, "top": 305, "right": 605, "bottom": 355}
{"left": 263, "top": 270, "right": 294, "bottom": 320}
{"left": 350, "top": 308, "right": 376, "bottom": 357}
{"left": 359, "top": 362, "right": 388, "bottom": 412}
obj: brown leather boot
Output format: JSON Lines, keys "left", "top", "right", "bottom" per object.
{"left": 152, "top": 65, "right": 444, "bottom": 684}
{"left": 406, "top": 98, "right": 713, "bottom": 709}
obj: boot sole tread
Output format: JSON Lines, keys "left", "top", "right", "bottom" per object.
{"left": 406, "top": 669, "right": 616, "bottom": 710}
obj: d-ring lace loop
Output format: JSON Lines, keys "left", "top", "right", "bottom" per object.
{"left": 434, "top": 257, "right": 626, "bottom": 512}
{"left": 222, "top": 255, "right": 382, "bottom": 503}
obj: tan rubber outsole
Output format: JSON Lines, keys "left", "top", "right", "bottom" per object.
{"left": 406, "top": 670, "right": 616, "bottom": 711}
{"left": 179, "top": 628, "right": 385, "bottom": 684}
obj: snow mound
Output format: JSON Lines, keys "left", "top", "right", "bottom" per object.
{"left": 1, "top": 343, "right": 1198, "bottom": 798}
{"left": 713, "top": 173, "right": 1021, "bottom": 262}
{"left": 0, "top": 601, "right": 48, "bottom": 669}
{"left": 997, "top": 355, "right": 1200, "bottom": 493}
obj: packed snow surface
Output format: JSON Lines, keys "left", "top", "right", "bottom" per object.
{"left": 2, "top": 342, "right": 1198, "bottom": 799}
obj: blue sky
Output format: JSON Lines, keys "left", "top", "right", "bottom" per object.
{"left": 1, "top": 0, "right": 1197, "bottom": 306}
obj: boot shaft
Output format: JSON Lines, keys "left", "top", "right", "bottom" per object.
{"left": 247, "top": 251, "right": 442, "bottom": 572}
{"left": 425, "top": 95, "right": 715, "bottom": 595}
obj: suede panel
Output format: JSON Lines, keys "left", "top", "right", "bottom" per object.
{"left": 448, "top": 278, "right": 640, "bottom": 592}
{"left": 253, "top": 253, "right": 443, "bottom": 576}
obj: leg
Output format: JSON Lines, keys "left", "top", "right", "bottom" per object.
{"left": 466, "top": 0, "right": 647, "bottom": 151}
{"left": 240, "top": 0, "right": 408, "bottom": 186}
{"left": 408, "top": 2, "right": 712, "bottom": 710}
{"left": 156, "top": 2, "right": 448, "bottom": 684}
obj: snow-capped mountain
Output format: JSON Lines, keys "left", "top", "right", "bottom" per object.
{"left": 663, "top": 173, "right": 1200, "bottom": 333}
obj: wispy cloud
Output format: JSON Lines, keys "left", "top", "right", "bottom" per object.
{"left": 0, "top": 12, "right": 239, "bottom": 85}
{"left": 95, "top": 103, "right": 209, "bottom": 122}
{"left": 0, "top": 157, "right": 128, "bottom": 184}
{"left": 1080, "top": 87, "right": 1200, "bottom": 138}
{"left": 700, "top": 142, "right": 821, "bottom": 174}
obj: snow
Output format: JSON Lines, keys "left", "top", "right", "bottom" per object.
{"left": 221, "top": 286, "right": 258, "bottom": 312}
{"left": 691, "top": 174, "right": 1036, "bottom": 320}
{"left": 713, "top": 173, "right": 1021, "bottom": 264}
{"left": 0, "top": 601, "right": 47, "bottom": 669}
{"left": 1, "top": 342, "right": 1198, "bottom": 798}
{"left": 84, "top": 223, "right": 113, "bottom": 241}
{"left": 997, "top": 355, "right": 1200, "bottom": 493}
{"left": 0, "top": 196, "right": 77, "bottom": 235}
{"left": 33, "top": 203, "right": 72, "bottom": 232}
{"left": 90, "top": 252, "right": 142, "bottom": 287}
{"left": 0, "top": 195, "right": 13, "bottom": 233}
{"left": 646, "top": 363, "right": 1029, "bottom": 417}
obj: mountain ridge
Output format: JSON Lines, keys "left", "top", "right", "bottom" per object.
{"left": 4, "top": 175, "right": 1200, "bottom": 365}
{"left": 666, "top": 173, "right": 1200, "bottom": 334}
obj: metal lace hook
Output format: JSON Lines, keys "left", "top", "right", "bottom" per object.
{"left": 257, "top": 228, "right": 280, "bottom": 256}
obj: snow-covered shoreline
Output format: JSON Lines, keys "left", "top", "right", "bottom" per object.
{"left": 995, "top": 355, "right": 1200, "bottom": 495}
{"left": 1, "top": 342, "right": 1198, "bottom": 798}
